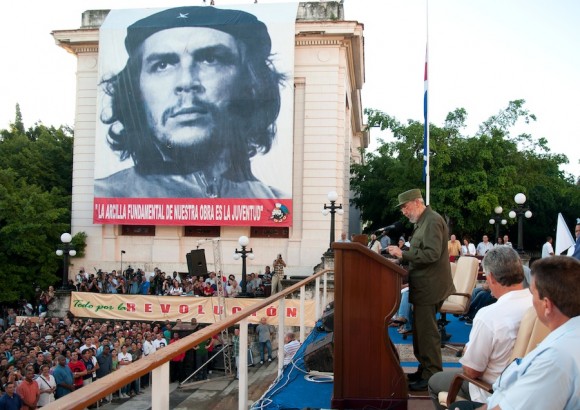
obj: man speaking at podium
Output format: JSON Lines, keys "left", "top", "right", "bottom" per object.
{"left": 387, "top": 189, "right": 455, "bottom": 391}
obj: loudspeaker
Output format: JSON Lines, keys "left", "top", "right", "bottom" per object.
{"left": 304, "top": 332, "right": 334, "bottom": 372}
{"left": 186, "top": 249, "right": 208, "bottom": 277}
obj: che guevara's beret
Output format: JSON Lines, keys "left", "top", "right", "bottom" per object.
{"left": 125, "top": 6, "right": 272, "bottom": 59}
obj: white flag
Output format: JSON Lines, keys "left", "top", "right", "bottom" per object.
{"left": 555, "top": 213, "right": 575, "bottom": 255}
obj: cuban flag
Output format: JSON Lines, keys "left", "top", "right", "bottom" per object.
{"left": 423, "top": 47, "right": 429, "bottom": 183}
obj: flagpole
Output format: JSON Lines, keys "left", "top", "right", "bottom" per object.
{"left": 423, "top": 0, "right": 430, "bottom": 206}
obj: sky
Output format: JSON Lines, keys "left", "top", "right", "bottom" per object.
{"left": 1, "top": 0, "right": 578, "bottom": 178}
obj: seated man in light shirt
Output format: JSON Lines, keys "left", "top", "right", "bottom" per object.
{"left": 428, "top": 246, "right": 532, "bottom": 409}
{"left": 449, "top": 256, "right": 580, "bottom": 410}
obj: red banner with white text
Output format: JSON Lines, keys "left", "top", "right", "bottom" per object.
{"left": 93, "top": 198, "right": 292, "bottom": 226}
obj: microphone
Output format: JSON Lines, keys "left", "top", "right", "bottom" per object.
{"left": 376, "top": 221, "right": 402, "bottom": 233}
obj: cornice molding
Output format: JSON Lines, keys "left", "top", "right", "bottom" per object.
{"left": 295, "top": 38, "right": 343, "bottom": 47}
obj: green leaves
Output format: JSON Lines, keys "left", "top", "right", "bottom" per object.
{"left": 352, "top": 100, "right": 580, "bottom": 251}
{"left": 0, "top": 113, "right": 76, "bottom": 302}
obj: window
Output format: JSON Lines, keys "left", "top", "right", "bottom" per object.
{"left": 251, "top": 227, "right": 289, "bottom": 238}
{"left": 121, "top": 225, "right": 156, "bottom": 236}
{"left": 184, "top": 226, "right": 221, "bottom": 237}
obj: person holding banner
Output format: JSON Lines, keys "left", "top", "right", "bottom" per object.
{"left": 94, "top": 6, "right": 287, "bottom": 199}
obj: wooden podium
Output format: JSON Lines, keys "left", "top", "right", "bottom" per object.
{"left": 331, "top": 242, "right": 408, "bottom": 409}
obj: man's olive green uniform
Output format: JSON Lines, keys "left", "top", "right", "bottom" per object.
{"left": 402, "top": 206, "right": 455, "bottom": 379}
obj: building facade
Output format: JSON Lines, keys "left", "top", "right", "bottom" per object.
{"left": 52, "top": 2, "right": 367, "bottom": 278}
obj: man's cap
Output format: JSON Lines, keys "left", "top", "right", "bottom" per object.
{"left": 396, "top": 189, "right": 423, "bottom": 208}
{"left": 125, "top": 6, "right": 271, "bottom": 60}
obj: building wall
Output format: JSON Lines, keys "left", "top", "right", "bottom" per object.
{"left": 52, "top": 3, "right": 366, "bottom": 279}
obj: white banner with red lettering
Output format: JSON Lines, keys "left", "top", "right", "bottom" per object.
{"left": 69, "top": 292, "right": 315, "bottom": 326}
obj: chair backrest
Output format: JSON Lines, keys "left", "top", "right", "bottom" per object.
{"left": 510, "top": 306, "right": 550, "bottom": 360}
{"left": 450, "top": 262, "right": 457, "bottom": 280}
{"left": 443, "top": 256, "right": 479, "bottom": 313}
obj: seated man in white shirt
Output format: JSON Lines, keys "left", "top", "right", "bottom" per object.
{"left": 428, "top": 246, "right": 532, "bottom": 409}
{"left": 449, "top": 255, "right": 580, "bottom": 410}
{"left": 283, "top": 332, "right": 301, "bottom": 367}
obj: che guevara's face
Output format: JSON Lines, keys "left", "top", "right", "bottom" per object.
{"left": 138, "top": 27, "right": 241, "bottom": 150}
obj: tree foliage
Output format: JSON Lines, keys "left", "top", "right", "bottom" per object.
{"left": 0, "top": 107, "right": 81, "bottom": 302}
{"left": 351, "top": 100, "right": 580, "bottom": 252}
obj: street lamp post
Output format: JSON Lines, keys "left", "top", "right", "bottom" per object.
{"left": 56, "top": 233, "right": 76, "bottom": 290}
{"left": 322, "top": 191, "right": 344, "bottom": 255}
{"left": 233, "top": 236, "right": 254, "bottom": 298}
{"left": 120, "top": 250, "right": 126, "bottom": 275}
{"left": 508, "top": 193, "right": 533, "bottom": 254}
{"left": 488, "top": 206, "right": 507, "bottom": 243}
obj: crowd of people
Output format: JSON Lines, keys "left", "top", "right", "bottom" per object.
{"left": 68, "top": 256, "right": 287, "bottom": 300}
{"left": 0, "top": 312, "right": 271, "bottom": 407}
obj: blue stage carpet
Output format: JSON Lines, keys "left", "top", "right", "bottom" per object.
{"left": 388, "top": 313, "right": 471, "bottom": 346}
{"left": 251, "top": 326, "right": 333, "bottom": 410}
{"left": 252, "top": 315, "right": 471, "bottom": 409}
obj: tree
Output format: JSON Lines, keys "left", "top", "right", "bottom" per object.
{"left": 351, "top": 100, "right": 580, "bottom": 251}
{"left": 0, "top": 112, "right": 82, "bottom": 302}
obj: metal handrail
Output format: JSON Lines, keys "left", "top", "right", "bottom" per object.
{"left": 43, "top": 268, "right": 331, "bottom": 410}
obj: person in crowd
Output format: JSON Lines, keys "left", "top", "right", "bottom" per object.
{"left": 226, "top": 279, "right": 241, "bottom": 298}
{"left": 448, "top": 234, "right": 462, "bottom": 261}
{"left": 0, "top": 381, "right": 22, "bottom": 409}
{"left": 168, "top": 279, "right": 183, "bottom": 296}
{"left": 368, "top": 234, "right": 381, "bottom": 254}
{"left": 169, "top": 333, "right": 185, "bottom": 383}
{"left": 283, "top": 332, "right": 301, "bottom": 367}
{"left": 262, "top": 266, "right": 273, "bottom": 297}
{"left": 36, "top": 363, "right": 56, "bottom": 407}
{"left": 572, "top": 219, "right": 580, "bottom": 260}
{"left": 15, "top": 365, "right": 39, "bottom": 410}
{"left": 494, "top": 236, "right": 504, "bottom": 247}
{"left": 449, "top": 256, "right": 580, "bottom": 410}
{"left": 38, "top": 286, "right": 55, "bottom": 317}
{"left": 503, "top": 234, "right": 513, "bottom": 248}
{"left": 461, "top": 281, "right": 497, "bottom": 325}
{"left": 53, "top": 355, "right": 74, "bottom": 399}
{"left": 461, "top": 237, "right": 476, "bottom": 256}
{"left": 337, "top": 231, "right": 351, "bottom": 242}
{"left": 428, "top": 245, "right": 532, "bottom": 409}
{"left": 255, "top": 317, "right": 273, "bottom": 364}
{"left": 541, "top": 236, "right": 554, "bottom": 258}
{"left": 379, "top": 231, "right": 391, "bottom": 255}
{"left": 232, "top": 328, "right": 240, "bottom": 379}
{"left": 193, "top": 337, "right": 212, "bottom": 381}
{"left": 117, "top": 345, "right": 132, "bottom": 398}
{"left": 152, "top": 333, "right": 167, "bottom": 350}
{"left": 140, "top": 275, "right": 151, "bottom": 295}
{"left": 271, "top": 254, "right": 287, "bottom": 294}
{"left": 96, "top": 345, "right": 113, "bottom": 404}
{"left": 80, "top": 349, "right": 96, "bottom": 387}
{"left": 387, "top": 189, "right": 454, "bottom": 391}
{"left": 476, "top": 235, "right": 494, "bottom": 256}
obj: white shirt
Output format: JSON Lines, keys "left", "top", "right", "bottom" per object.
{"left": 461, "top": 243, "right": 476, "bottom": 256}
{"left": 117, "top": 351, "right": 132, "bottom": 365}
{"left": 143, "top": 340, "right": 156, "bottom": 356}
{"left": 476, "top": 241, "right": 494, "bottom": 256}
{"left": 460, "top": 289, "right": 532, "bottom": 403}
{"left": 36, "top": 373, "right": 56, "bottom": 406}
{"left": 283, "top": 340, "right": 301, "bottom": 366}
{"left": 152, "top": 337, "right": 167, "bottom": 349}
{"left": 541, "top": 241, "right": 554, "bottom": 258}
